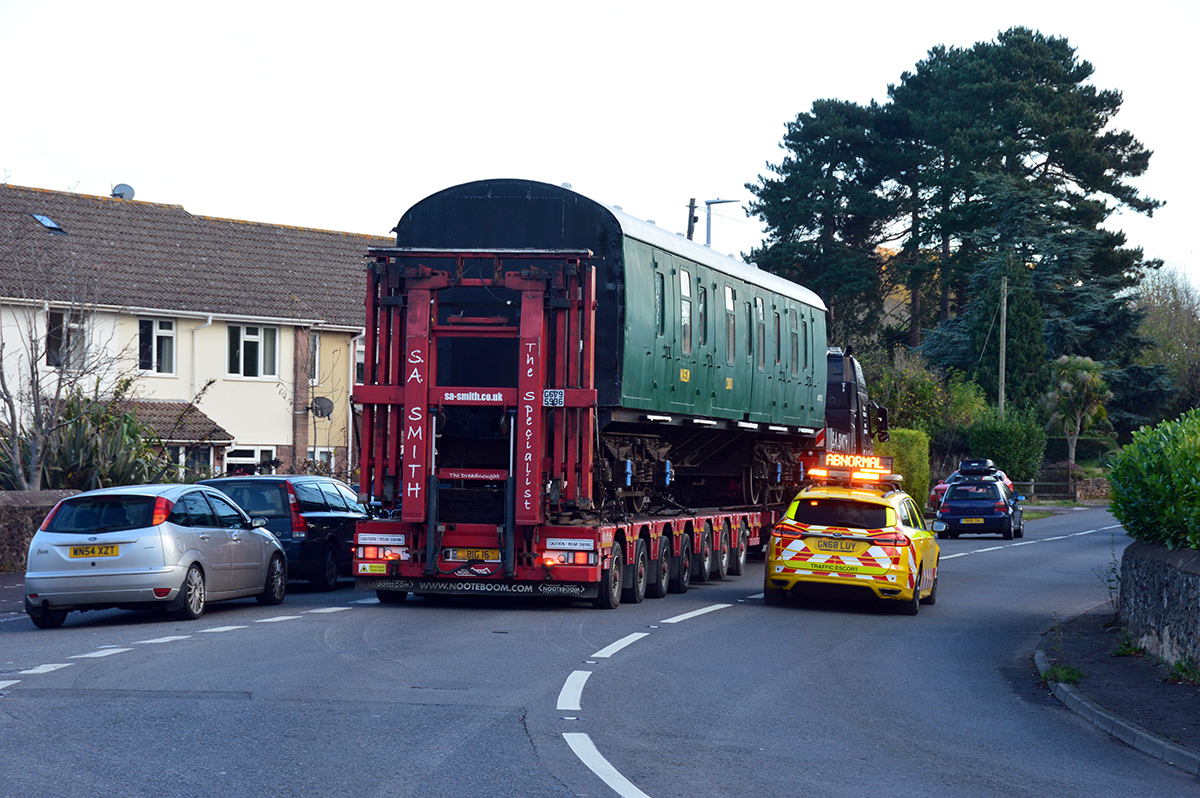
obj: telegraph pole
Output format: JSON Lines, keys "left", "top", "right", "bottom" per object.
{"left": 705, "top": 198, "right": 739, "bottom": 247}
{"left": 686, "top": 198, "right": 698, "bottom": 240}
{"left": 999, "top": 272, "right": 1008, "bottom": 421}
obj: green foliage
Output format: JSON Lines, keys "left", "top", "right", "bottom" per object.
{"left": 965, "top": 407, "right": 1046, "bottom": 482}
{"left": 1108, "top": 409, "right": 1200, "bottom": 550}
{"left": 1042, "top": 664, "right": 1085, "bottom": 685}
{"left": 876, "top": 428, "right": 930, "bottom": 511}
{"left": 1041, "top": 355, "right": 1113, "bottom": 467}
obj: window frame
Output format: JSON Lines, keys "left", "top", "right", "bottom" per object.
{"left": 46, "top": 309, "right": 87, "bottom": 370}
{"left": 227, "top": 324, "right": 279, "bottom": 379}
{"left": 139, "top": 318, "right": 176, "bottom": 375}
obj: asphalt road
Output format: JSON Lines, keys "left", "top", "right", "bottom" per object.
{"left": 1, "top": 507, "right": 1196, "bottom": 797}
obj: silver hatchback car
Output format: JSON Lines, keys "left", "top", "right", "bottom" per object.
{"left": 25, "top": 484, "right": 287, "bottom": 628}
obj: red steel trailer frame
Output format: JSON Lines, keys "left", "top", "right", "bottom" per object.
{"left": 352, "top": 249, "right": 782, "bottom": 604}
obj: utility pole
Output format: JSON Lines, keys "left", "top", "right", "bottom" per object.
{"left": 686, "top": 198, "right": 698, "bottom": 240}
{"left": 999, "top": 271, "right": 1008, "bottom": 421}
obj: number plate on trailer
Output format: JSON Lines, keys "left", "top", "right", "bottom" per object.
{"left": 960, "top": 518, "right": 984, "bottom": 524}
{"left": 69, "top": 545, "right": 118, "bottom": 558}
{"left": 445, "top": 548, "right": 500, "bottom": 562}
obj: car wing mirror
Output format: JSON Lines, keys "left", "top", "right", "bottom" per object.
{"left": 931, "top": 520, "right": 947, "bottom": 533}
{"left": 251, "top": 516, "right": 268, "bottom": 528}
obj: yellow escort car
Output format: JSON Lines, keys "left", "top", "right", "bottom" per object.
{"left": 764, "top": 455, "right": 938, "bottom": 615}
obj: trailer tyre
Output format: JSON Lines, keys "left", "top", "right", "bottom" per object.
{"left": 623, "top": 540, "right": 648, "bottom": 604}
{"left": 728, "top": 520, "right": 749, "bottom": 575}
{"left": 594, "top": 542, "right": 623, "bottom": 609}
{"left": 711, "top": 525, "right": 729, "bottom": 581}
{"left": 669, "top": 535, "right": 691, "bottom": 594}
{"left": 647, "top": 536, "right": 670, "bottom": 599}
{"left": 377, "top": 589, "right": 408, "bottom": 604}
{"left": 693, "top": 524, "right": 713, "bottom": 583}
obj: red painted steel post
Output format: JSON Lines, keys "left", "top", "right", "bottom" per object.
{"left": 400, "top": 289, "right": 431, "bottom": 523}
{"left": 516, "top": 286, "right": 546, "bottom": 525}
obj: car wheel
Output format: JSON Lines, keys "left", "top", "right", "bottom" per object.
{"left": 763, "top": 585, "right": 787, "bottom": 606}
{"left": 693, "top": 525, "right": 713, "bottom": 583}
{"left": 1002, "top": 519, "right": 1014, "bottom": 540}
{"left": 25, "top": 597, "right": 67, "bottom": 629}
{"left": 311, "top": 545, "right": 339, "bottom": 591}
{"left": 711, "top": 526, "right": 730, "bottom": 581}
{"left": 648, "top": 536, "right": 670, "bottom": 599}
{"left": 1016, "top": 519, "right": 1025, "bottom": 539}
{"left": 594, "top": 541, "right": 623, "bottom": 609}
{"left": 669, "top": 535, "right": 691, "bottom": 594}
{"left": 377, "top": 589, "right": 408, "bottom": 604}
{"left": 623, "top": 540, "right": 648, "bottom": 604}
{"left": 920, "top": 563, "right": 938, "bottom": 606}
{"left": 899, "top": 563, "right": 921, "bottom": 615}
{"left": 257, "top": 554, "right": 287, "bottom": 605}
{"left": 176, "top": 564, "right": 206, "bottom": 620}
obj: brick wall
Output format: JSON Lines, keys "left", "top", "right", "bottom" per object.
{"left": 1120, "top": 541, "right": 1200, "bottom": 665}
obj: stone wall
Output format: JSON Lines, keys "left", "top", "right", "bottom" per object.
{"left": 0, "top": 491, "right": 77, "bottom": 572}
{"left": 1120, "top": 541, "right": 1200, "bottom": 665}
{"left": 1076, "top": 477, "right": 1110, "bottom": 500}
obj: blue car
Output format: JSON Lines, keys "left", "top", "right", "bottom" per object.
{"left": 935, "top": 478, "right": 1025, "bottom": 540}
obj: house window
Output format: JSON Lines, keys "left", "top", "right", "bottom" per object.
{"left": 225, "top": 447, "right": 277, "bottom": 476}
{"left": 139, "top": 319, "right": 175, "bottom": 374}
{"left": 228, "top": 324, "right": 278, "bottom": 378}
{"left": 166, "top": 445, "right": 214, "bottom": 479}
{"left": 308, "top": 447, "right": 334, "bottom": 468}
{"left": 32, "top": 213, "right": 67, "bottom": 235}
{"left": 46, "top": 310, "right": 86, "bottom": 370}
{"left": 309, "top": 331, "right": 321, "bottom": 385}
{"left": 355, "top": 338, "right": 365, "bottom": 384}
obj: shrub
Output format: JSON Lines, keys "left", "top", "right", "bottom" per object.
{"left": 1108, "top": 409, "right": 1200, "bottom": 550}
{"left": 965, "top": 408, "right": 1046, "bottom": 482}
{"left": 876, "top": 429, "right": 930, "bottom": 509}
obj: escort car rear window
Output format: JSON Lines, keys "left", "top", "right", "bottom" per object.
{"left": 292, "top": 482, "right": 329, "bottom": 512}
{"left": 209, "top": 481, "right": 288, "bottom": 518}
{"left": 788, "top": 498, "right": 888, "bottom": 529}
{"left": 45, "top": 496, "right": 155, "bottom": 533}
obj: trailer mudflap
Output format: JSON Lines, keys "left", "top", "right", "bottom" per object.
{"left": 357, "top": 577, "right": 599, "bottom": 599}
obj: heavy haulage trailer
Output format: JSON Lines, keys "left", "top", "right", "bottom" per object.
{"left": 352, "top": 179, "right": 879, "bottom": 608}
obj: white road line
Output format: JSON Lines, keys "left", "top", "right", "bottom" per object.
{"left": 134, "top": 636, "right": 191, "bottom": 644}
{"left": 199, "top": 626, "right": 247, "bottom": 633}
{"left": 557, "top": 670, "right": 592, "bottom": 711}
{"left": 70, "top": 649, "right": 132, "bottom": 659}
{"left": 0, "top": 680, "right": 20, "bottom": 690}
{"left": 746, "top": 592, "right": 765, "bottom": 600}
{"left": 305, "top": 607, "right": 353, "bottom": 613}
{"left": 353, "top": 598, "right": 380, "bottom": 604}
{"left": 564, "top": 733, "right": 652, "bottom": 798}
{"left": 20, "top": 664, "right": 70, "bottom": 674}
{"left": 591, "top": 633, "right": 649, "bottom": 659}
{"left": 255, "top": 616, "right": 301, "bottom": 623}
{"left": 1044, "top": 535, "right": 1069, "bottom": 541}
{"left": 974, "top": 546, "right": 1004, "bottom": 552}
{"left": 661, "top": 603, "right": 731, "bottom": 624}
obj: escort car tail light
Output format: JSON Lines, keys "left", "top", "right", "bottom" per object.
{"left": 994, "top": 500, "right": 1008, "bottom": 513}
{"left": 285, "top": 482, "right": 308, "bottom": 539}
{"left": 151, "top": 496, "right": 173, "bottom": 526}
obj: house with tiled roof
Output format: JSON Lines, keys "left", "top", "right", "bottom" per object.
{"left": 0, "top": 183, "right": 391, "bottom": 477}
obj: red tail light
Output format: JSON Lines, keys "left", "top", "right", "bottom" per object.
{"left": 151, "top": 496, "right": 174, "bottom": 526}
{"left": 285, "top": 482, "right": 308, "bottom": 537}
{"left": 994, "top": 500, "right": 1007, "bottom": 513}
{"left": 39, "top": 502, "right": 63, "bottom": 531}
{"left": 874, "top": 533, "right": 910, "bottom": 547}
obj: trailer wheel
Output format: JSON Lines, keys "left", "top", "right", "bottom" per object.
{"left": 647, "top": 536, "right": 670, "bottom": 599}
{"left": 377, "top": 589, "right": 408, "bottom": 604}
{"left": 669, "top": 535, "right": 691, "bottom": 594}
{"left": 594, "top": 542, "right": 623, "bottom": 609}
{"left": 711, "top": 525, "right": 730, "bottom": 581}
{"left": 728, "top": 521, "right": 749, "bottom": 576}
{"left": 623, "top": 540, "right": 648, "bottom": 604}
{"left": 692, "top": 524, "right": 713, "bottom": 583}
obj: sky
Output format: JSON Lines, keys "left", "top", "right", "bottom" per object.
{"left": 2, "top": 0, "right": 1196, "bottom": 287}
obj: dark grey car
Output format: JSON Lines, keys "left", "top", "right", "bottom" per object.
{"left": 200, "top": 476, "right": 367, "bottom": 590}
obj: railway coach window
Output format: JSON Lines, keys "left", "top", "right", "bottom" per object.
{"left": 698, "top": 286, "right": 708, "bottom": 347}
{"left": 774, "top": 311, "right": 781, "bottom": 366}
{"left": 789, "top": 310, "right": 799, "bottom": 377}
{"left": 724, "top": 286, "right": 736, "bottom": 366}
{"left": 755, "top": 297, "right": 766, "bottom": 370}
{"left": 680, "top": 270, "right": 692, "bottom": 356}
{"left": 655, "top": 272, "right": 665, "bottom": 336}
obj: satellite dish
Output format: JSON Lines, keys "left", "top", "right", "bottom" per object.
{"left": 112, "top": 183, "right": 135, "bottom": 200}
{"left": 310, "top": 397, "right": 334, "bottom": 418}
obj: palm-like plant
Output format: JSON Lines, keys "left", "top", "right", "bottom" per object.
{"left": 1042, "top": 355, "right": 1112, "bottom": 469}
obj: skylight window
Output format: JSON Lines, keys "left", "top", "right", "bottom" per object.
{"left": 31, "top": 213, "right": 67, "bottom": 235}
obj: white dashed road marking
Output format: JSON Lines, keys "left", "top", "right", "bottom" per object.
{"left": 305, "top": 607, "right": 353, "bottom": 613}
{"left": 199, "top": 626, "right": 248, "bottom": 633}
{"left": 20, "top": 664, "right": 70, "bottom": 674}
{"left": 661, "top": 603, "right": 731, "bottom": 624}
{"left": 564, "top": 733, "right": 652, "bottom": 798}
{"left": 557, "top": 670, "right": 592, "bottom": 711}
{"left": 0, "top": 680, "right": 20, "bottom": 690}
{"left": 134, "top": 636, "right": 191, "bottom": 644}
{"left": 255, "top": 616, "right": 301, "bottom": 623}
{"left": 591, "top": 633, "right": 648, "bottom": 659}
{"left": 70, "top": 648, "right": 132, "bottom": 659}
